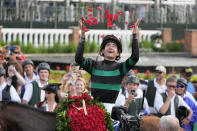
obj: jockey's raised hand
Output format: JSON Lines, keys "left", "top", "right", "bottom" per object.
{"left": 133, "top": 18, "right": 141, "bottom": 34}
{"left": 79, "top": 20, "right": 88, "bottom": 38}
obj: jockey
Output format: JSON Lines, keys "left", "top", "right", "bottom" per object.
{"left": 154, "top": 77, "right": 193, "bottom": 124}
{"left": 0, "top": 67, "right": 21, "bottom": 102}
{"left": 115, "top": 76, "right": 150, "bottom": 116}
{"left": 22, "top": 62, "right": 50, "bottom": 106}
{"left": 36, "top": 83, "right": 60, "bottom": 112}
{"left": 175, "top": 78, "right": 197, "bottom": 131}
{"left": 20, "top": 59, "right": 39, "bottom": 98}
{"left": 75, "top": 19, "right": 140, "bottom": 113}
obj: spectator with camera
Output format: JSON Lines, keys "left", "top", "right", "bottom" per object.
{"left": 6, "top": 63, "right": 26, "bottom": 96}
{"left": 5, "top": 45, "right": 24, "bottom": 75}
{"left": 115, "top": 76, "right": 150, "bottom": 116}
{"left": 0, "top": 67, "right": 21, "bottom": 102}
{"left": 154, "top": 77, "right": 193, "bottom": 126}
{"left": 175, "top": 78, "right": 197, "bottom": 131}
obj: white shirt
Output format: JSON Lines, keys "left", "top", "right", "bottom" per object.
{"left": 23, "top": 73, "right": 39, "bottom": 84}
{"left": 139, "top": 78, "right": 167, "bottom": 114}
{"left": 23, "top": 79, "right": 46, "bottom": 102}
{"left": 154, "top": 92, "right": 190, "bottom": 117}
{"left": 0, "top": 82, "right": 21, "bottom": 102}
{"left": 115, "top": 88, "right": 150, "bottom": 114}
{"left": 139, "top": 79, "right": 167, "bottom": 93}
{"left": 46, "top": 102, "right": 57, "bottom": 112}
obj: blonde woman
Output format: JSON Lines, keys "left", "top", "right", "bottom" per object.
{"left": 75, "top": 77, "right": 88, "bottom": 96}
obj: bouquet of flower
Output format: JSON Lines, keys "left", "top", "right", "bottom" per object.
{"left": 56, "top": 93, "right": 114, "bottom": 131}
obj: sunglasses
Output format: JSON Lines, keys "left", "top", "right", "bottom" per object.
{"left": 155, "top": 71, "right": 163, "bottom": 74}
{"left": 177, "top": 84, "right": 186, "bottom": 89}
{"left": 167, "top": 85, "right": 176, "bottom": 88}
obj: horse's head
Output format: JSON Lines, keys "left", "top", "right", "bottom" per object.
{"left": 0, "top": 101, "right": 56, "bottom": 131}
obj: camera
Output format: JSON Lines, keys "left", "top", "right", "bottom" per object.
{"left": 130, "top": 89, "right": 135, "bottom": 96}
{"left": 111, "top": 106, "right": 141, "bottom": 131}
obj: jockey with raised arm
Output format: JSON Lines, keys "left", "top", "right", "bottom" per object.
{"left": 75, "top": 19, "right": 141, "bottom": 113}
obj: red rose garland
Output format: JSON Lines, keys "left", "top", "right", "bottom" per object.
{"left": 67, "top": 94, "right": 107, "bottom": 131}
{"left": 56, "top": 93, "right": 114, "bottom": 131}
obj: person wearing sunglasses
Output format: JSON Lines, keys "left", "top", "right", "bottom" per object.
{"left": 154, "top": 77, "right": 193, "bottom": 123}
{"left": 175, "top": 78, "right": 197, "bottom": 131}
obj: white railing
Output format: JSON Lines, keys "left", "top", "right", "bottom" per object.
{"left": 85, "top": 29, "right": 161, "bottom": 52}
{"left": 1, "top": 28, "right": 161, "bottom": 52}
{"left": 85, "top": 29, "right": 161, "bottom": 43}
{"left": 2, "top": 28, "right": 73, "bottom": 47}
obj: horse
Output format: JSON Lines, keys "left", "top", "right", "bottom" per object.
{"left": 140, "top": 115, "right": 160, "bottom": 131}
{"left": 0, "top": 101, "right": 56, "bottom": 131}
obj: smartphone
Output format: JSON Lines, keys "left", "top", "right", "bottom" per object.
{"left": 130, "top": 89, "right": 135, "bottom": 96}
{"left": 6, "top": 46, "right": 16, "bottom": 51}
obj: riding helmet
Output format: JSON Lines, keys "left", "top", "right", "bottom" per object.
{"left": 22, "top": 59, "right": 34, "bottom": 69}
{"left": 126, "top": 76, "right": 139, "bottom": 85}
{"left": 38, "top": 62, "right": 50, "bottom": 72}
{"left": 99, "top": 35, "right": 122, "bottom": 59}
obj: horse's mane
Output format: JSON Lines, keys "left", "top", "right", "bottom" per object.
{"left": 0, "top": 101, "right": 56, "bottom": 116}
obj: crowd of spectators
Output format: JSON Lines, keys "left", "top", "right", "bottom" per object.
{"left": 1, "top": 44, "right": 197, "bottom": 131}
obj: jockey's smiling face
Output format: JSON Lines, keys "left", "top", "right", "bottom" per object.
{"left": 38, "top": 69, "right": 49, "bottom": 82}
{"left": 102, "top": 42, "right": 120, "bottom": 61}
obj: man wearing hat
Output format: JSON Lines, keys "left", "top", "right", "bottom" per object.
{"left": 175, "top": 78, "right": 197, "bottom": 131}
{"left": 181, "top": 67, "right": 195, "bottom": 94}
{"left": 21, "top": 59, "right": 39, "bottom": 98}
{"left": 0, "top": 67, "right": 21, "bottom": 102}
{"left": 154, "top": 77, "right": 193, "bottom": 122}
{"left": 115, "top": 76, "right": 150, "bottom": 116}
{"left": 139, "top": 65, "right": 167, "bottom": 114}
{"left": 75, "top": 19, "right": 141, "bottom": 113}
{"left": 23, "top": 62, "right": 50, "bottom": 106}
{"left": 36, "top": 83, "right": 60, "bottom": 112}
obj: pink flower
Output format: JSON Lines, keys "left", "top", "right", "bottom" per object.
{"left": 129, "top": 25, "right": 135, "bottom": 28}
{"left": 105, "top": 10, "right": 109, "bottom": 14}
{"left": 97, "top": 6, "right": 102, "bottom": 10}
{"left": 114, "top": 14, "right": 118, "bottom": 20}
{"left": 118, "top": 11, "right": 123, "bottom": 15}
{"left": 88, "top": 9, "right": 93, "bottom": 12}
{"left": 88, "top": 14, "right": 92, "bottom": 18}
